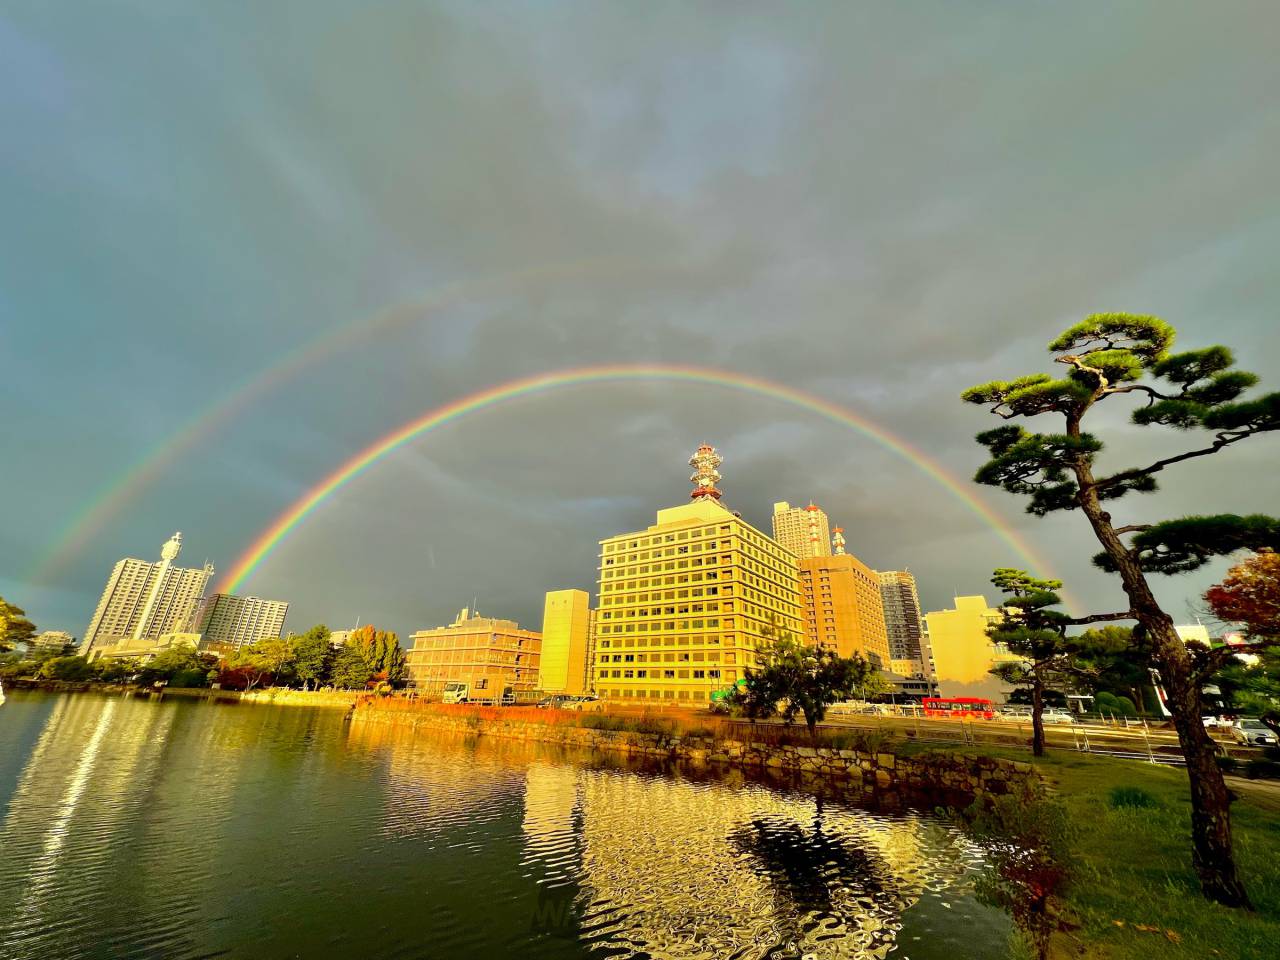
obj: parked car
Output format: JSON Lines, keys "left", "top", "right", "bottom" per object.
{"left": 536, "top": 694, "right": 576, "bottom": 709}
{"left": 1039, "top": 709, "right": 1078, "bottom": 725}
{"left": 1230, "top": 719, "right": 1278, "bottom": 747}
{"left": 562, "top": 695, "right": 602, "bottom": 712}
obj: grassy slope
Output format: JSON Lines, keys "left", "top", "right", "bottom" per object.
{"left": 1022, "top": 751, "right": 1280, "bottom": 960}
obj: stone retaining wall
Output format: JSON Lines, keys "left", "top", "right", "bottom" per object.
{"left": 350, "top": 703, "right": 1038, "bottom": 805}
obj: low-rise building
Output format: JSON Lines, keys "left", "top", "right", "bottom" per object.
{"left": 406, "top": 608, "right": 541, "bottom": 699}
{"left": 924, "top": 595, "right": 1023, "bottom": 701}
{"left": 28, "top": 631, "right": 76, "bottom": 654}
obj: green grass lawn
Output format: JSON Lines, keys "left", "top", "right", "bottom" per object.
{"left": 1017, "top": 750, "right": 1280, "bottom": 960}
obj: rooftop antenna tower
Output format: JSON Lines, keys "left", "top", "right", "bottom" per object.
{"left": 688, "top": 444, "right": 723, "bottom": 501}
{"left": 832, "top": 527, "right": 846, "bottom": 556}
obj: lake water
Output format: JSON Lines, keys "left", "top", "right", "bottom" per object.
{"left": 0, "top": 692, "right": 1012, "bottom": 959}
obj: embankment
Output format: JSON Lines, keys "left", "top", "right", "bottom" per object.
{"left": 350, "top": 699, "right": 1038, "bottom": 805}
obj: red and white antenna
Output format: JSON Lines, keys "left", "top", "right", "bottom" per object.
{"left": 689, "top": 444, "right": 723, "bottom": 501}
{"left": 832, "top": 526, "right": 846, "bottom": 555}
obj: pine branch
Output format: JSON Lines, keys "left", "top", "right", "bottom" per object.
{"left": 1065, "top": 611, "right": 1135, "bottom": 626}
{"left": 1095, "top": 431, "right": 1254, "bottom": 490}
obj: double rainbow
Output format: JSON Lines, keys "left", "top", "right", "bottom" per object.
{"left": 220, "top": 363, "right": 1062, "bottom": 601}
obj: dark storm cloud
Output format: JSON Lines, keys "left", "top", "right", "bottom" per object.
{"left": 4, "top": 1, "right": 1279, "bottom": 639}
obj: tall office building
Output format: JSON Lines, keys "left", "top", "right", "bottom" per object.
{"left": 798, "top": 551, "right": 891, "bottom": 668}
{"left": 771, "top": 501, "right": 832, "bottom": 559}
{"left": 878, "top": 570, "right": 930, "bottom": 676}
{"left": 192, "top": 593, "right": 289, "bottom": 650}
{"left": 593, "top": 447, "right": 803, "bottom": 705}
{"left": 537, "top": 589, "right": 596, "bottom": 696}
{"left": 924, "top": 595, "right": 1023, "bottom": 700}
{"left": 407, "top": 608, "right": 541, "bottom": 698}
{"left": 82, "top": 532, "right": 213, "bottom": 658}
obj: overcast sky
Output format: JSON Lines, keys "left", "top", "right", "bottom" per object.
{"left": 4, "top": 2, "right": 1278, "bottom": 642}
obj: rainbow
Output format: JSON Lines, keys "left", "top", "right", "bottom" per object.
{"left": 222, "top": 363, "right": 1066, "bottom": 603}
{"left": 27, "top": 256, "right": 687, "bottom": 585}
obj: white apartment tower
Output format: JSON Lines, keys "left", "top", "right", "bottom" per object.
{"left": 82, "top": 532, "right": 214, "bottom": 658}
{"left": 194, "top": 593, "right": 290, "bottom": 650}
{"left": 771, "top": 501, "right": 832, "bottom": 560}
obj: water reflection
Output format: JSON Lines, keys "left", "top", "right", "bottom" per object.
{"left": 0, "top": 695, "right": 1009, "bottom": 960}
{"left": 347, "top": 721, "right": 1005, "bottom": 960}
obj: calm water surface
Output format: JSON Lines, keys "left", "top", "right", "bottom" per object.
{"left": 0, "top": 693, "right": 1011, "bottom": 959}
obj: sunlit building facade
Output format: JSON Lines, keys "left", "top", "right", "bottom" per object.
{"left": 82, "top": 533, "right": 214, "bottom": 659}
{"left": 797, "top": 553, "right": 890, "bottom": 667}
{"left": 192, "top": 593, "right": 289, "bottom": 651}
{"left": 924, "top": 595, "right": 1022, "bottom": 701}
{"left": 594, "top": 497, "right": 803, "bottom": 705}
{"left": 407, "top": 609, "right": 542, "bottom": 699}
{"left": 537, "top": 589, "right": 596, "bottom": 696}
{"left": 771, "top": 501, "right": 831, "bottom": 559}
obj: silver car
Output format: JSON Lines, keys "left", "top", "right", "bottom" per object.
{"left": 1231, "top": 719, "right": 1278, "bottom": 746}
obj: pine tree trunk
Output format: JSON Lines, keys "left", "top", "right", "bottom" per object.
{"left": 1031, "top": 673, "right": 1046, "bottom": 758}
{"left": 1073, "top": 466, "right": 1252, "bottom": 908}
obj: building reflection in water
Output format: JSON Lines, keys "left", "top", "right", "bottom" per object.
{"left": 349, "top": 721, "right": 992, "bottom": 960}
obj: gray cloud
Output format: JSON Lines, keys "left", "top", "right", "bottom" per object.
{"left": 4, "top": 1, "right": 1279, "bottom": 640}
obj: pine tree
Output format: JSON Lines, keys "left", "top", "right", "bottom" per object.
{"left": 962, "top": 313, "right": 1280, "bottom": 908}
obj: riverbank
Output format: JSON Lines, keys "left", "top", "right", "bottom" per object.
{"left": 2, "top": 680, "right": 359, "bottom": 708}
{"left": 948, "top": 746, "right": 1280, "bottom": 960}
{"left": 349, "top": 698, "right": 1038, "bottom": 807}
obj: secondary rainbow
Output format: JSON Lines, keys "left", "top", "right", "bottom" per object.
{"left": 27, "top": 256, "right": 684, "bottom": 584}
{"left": 222, "top": 363, "right": 1064, "bottom": 599}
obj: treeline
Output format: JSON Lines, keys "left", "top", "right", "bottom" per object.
{"left": 0, "top": 624, "right": 408, "bottom": 692}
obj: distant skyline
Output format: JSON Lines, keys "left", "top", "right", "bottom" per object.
{"left": 4, "top": 2, "right": 1279, "bottom": 640}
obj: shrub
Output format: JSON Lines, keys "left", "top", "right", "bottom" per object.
{"left": 1108, "top": 785, "right": 1158, "bottom": 809}
{"left": 1244, "top": 758, "right": 1280, "bottom": 780}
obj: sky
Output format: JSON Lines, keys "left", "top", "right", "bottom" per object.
{"left": 3, "top": 1, "right": 1279, "bottom": 642}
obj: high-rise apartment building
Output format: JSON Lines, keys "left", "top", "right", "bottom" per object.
{"left": 771, "top": 501, "right": 832, "bottom": 559}
{"left": 878, "top": 571, "right": 931, "bottom": 676}
{"left": 537, "top": 589, "right": 596, "bottom": 696}
{"left": 924, "top": 595, "right": 1023, "bottom": 700}
{"left": 82, "top": 533, "right": 213, "bottom": 659}
{"left": 192, "top": 593, "right": 289, "bottom": 650}
{"left": 407, "top": 608, "right": 541, "bottom": 699}
{"left": 798, "top": 553, "right": 891, "bottom": 668}
{"left": 594, "top": 448, "right": 803, "bottom": 705}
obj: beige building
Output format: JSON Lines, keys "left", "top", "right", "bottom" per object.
{"left": 537, "top": 589, "right": 596, "bottom": 695}
{"left": 878, "top": 571, "right": 932, "bottom": 678}
{"left": 594, "top": 497, "right": 803, "bottom": 705}
{"left": 192, "top": 593, "right": 289, "bottom": 651}
{"left": 83, "top": 533, "right": 214, "bottom": 659}
{"left": 924, "top": 595, "right": 1023, "bottom": 701}
{"left": 29, "top": 631, "right": 76, "bottom": 653}
{"left": 771, "top": 501, "right": 832, "bottom": 559}
{"left": 407, "top": 609, "right": 541, "bottom": 699}
{"left": 797, "top": 554, "right": 890, "bottom": 667}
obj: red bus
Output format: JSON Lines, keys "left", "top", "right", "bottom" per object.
{"left": 922, "top": 697, "right": 994, "bottom": 720}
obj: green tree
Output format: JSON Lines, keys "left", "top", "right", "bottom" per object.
{"left": 0, "top": 597, "right": 37, "bottom": 652}
{"left": 330, "top": 642, "right": 374, "bottom": 690}
{"left": 346, "top": 625, "right": 407, "bottom": 686}
{"left": 292, "top": 625, "right": 334, "bottom": 690}
{"left": 963, "top": 313, "right": 1280, "bottom": 908}
{"left": 137, "top": 643, "right": 209, "bottom": 686}
{"left": 250, "top": 636, "right": 297, "bottom": 686}
{"left": 1069, "top": 625, "right": 1161, "bottom": 715}
{"left": 36, "top": 656, "right": 96, "bottom": 681}
{"left": 732, "top": 631, "right": 877, "bottom": 738}
{"left": 985, "top": 569, "right": 1076, "bottom": 757}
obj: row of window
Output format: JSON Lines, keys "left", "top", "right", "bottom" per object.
{"left": 598, "top": 651, "right": 725, "bottom": 664}
{"left": 599, "top": 668, "right": 723, "bottom": 680}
